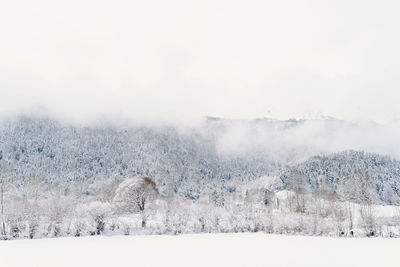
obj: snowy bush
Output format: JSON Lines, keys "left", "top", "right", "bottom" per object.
{"left": 76, "top": 201, "right": 111, "bottom": 235}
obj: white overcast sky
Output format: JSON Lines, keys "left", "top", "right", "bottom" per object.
{"left": 0, "top": 0, "right": 399, "bottom": 123}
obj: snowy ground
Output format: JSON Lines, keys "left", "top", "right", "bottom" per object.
{"left": 0, "top": 233, "right": 399, "bottom": 267}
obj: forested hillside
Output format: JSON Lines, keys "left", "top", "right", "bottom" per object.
{"left": 280, "top": 151, "right": 400, "bottom": 205}
{"left": 1, "top": 117, "right": 400, "bottom": 204}
{"left": 0, "top": 116, "right": 279, "bottom": 199}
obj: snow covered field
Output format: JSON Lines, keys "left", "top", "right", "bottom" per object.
{"left": 1, "top": 234, "right": 399, "bottom": 267}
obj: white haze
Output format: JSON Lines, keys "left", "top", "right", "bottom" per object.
{"left": 1, "top": 0, "right": 400, "bottom": 124}
{"left": 213, "top": 118, "right": 400, "bottom": 160}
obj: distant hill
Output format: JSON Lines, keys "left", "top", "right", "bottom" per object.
{"left": 279, "top": 151, "right": 400, "bottom": 205}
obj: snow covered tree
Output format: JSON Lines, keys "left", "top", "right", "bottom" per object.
{"left": 112, "top": 176, "right": 158, "bottom": 227}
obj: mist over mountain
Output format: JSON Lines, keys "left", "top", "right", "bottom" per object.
{"left": 0, "top": 115, "right": 400, "bottom": 203}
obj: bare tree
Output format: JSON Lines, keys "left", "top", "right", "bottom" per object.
{"left": 353, "top": 172, "right": 377, "bottom": 236}
{"left": 1, "top": 180, "right": 5, "bottom": 237}
{"left": 337, "top": 171, "right": 377, "bottom": 236}
{"left": 359, "top": 204, "right": 376, "bottom": 237}
{"left": 283, "top": 168, "right": 309, "bottom": 213}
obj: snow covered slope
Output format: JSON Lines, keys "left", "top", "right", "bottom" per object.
{"left": 279, "top": 151, "right": 400, "bottom": 205}
{"left": 0, "top": 233, "right": 399, "bottom": 267}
